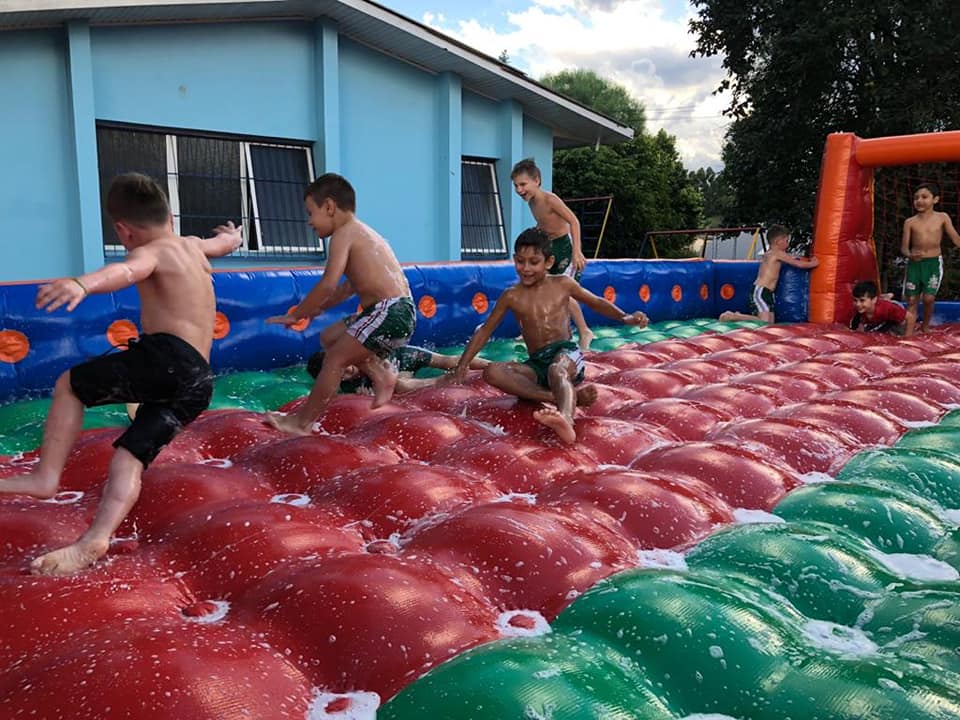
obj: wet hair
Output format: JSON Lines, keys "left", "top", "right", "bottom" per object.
{"left": 305, "top": 173, "right": 356, "bottom": 213}
{"left": 514, "top": 227, "right": 553, "bottom": 258}
{"left": 306, "top": 351, "right": 325, "bottom": 379}
{"left": 106, "top": 173, "right": 171, "bottom": 225}
{"left": 852, "top": 280, "right": 879, "bottom": 299}
{"left": 766, "top": 224, "right": 790, "bottom": 242}
{"left": 915, "top": 182, "right": 940, "bottom": 198}
{"left": 510, "top": 158, "right": 541, "bottom": 181}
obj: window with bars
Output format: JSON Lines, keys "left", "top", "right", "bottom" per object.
{"left": 96, "top": 125, "right": 319, "bottom": 258}
{"left": 461, "top": 158, "right": 507, "bottom": 259}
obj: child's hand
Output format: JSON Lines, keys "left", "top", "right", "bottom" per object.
{"left": 623, "top": 311, "right": 649, "bottom": 327}
{"left": 212, "top": 221, "right": 243, "bottom": 251}
{"left": 446, "top": 365, "right": 468, "bottom": 385}
{"left": 266, "top": 314, "right": 300, "bottom": 326}
{"left": 573, "top": 251, "right": 587, "bottom": 271}
{"left": 36, "top": 277, "right": 88, "bottom": 313}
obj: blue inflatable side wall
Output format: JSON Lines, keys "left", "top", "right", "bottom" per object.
{"left": 0, "top": 259, "right": 817, "bottom": 402}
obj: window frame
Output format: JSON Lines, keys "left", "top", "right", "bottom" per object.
{"left": 97, "top": 124, "right": 318, "bottom": 258}
{"left": 460, "top": 157, "right": 508, "bottom": 259}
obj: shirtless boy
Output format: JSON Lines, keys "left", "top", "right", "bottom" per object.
{"left": 0, "top": 173, "right": 242, "bottom": 575}
{"left": 306, "top": 344, "right": 489, "bottom": 394}
{"left": 266, "top": 173, "right": 414, "bottom": 435}
{"left": 719, "top": 224, "right": 819, "bottom": 323}
{"left": 900, "top": 182, "right": 960, "bottom": 335}
{"left": 511, "top": 159, "right": 595, "bottom": 351}
{"left": 451, "top": 228, "right": 648, "bottom": 444}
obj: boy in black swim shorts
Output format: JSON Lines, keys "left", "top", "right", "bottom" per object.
{"left": 0, "top": 173, "right": 241, "bottom": 575}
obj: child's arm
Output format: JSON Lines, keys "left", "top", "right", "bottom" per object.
{"left": 451, "top": 293, "right": 512, "bottom": 382}
{"left": 569, "top": 280, "right": 648, "bottom": 326}
{"left": 36, "top": 246, "right": 159, "bottom": 313}
{"left": 780, "top": 253, "right": 819, "bottom": 269}
{"left": 901, "top": 218, "right": 918, "bottom": 259}
{"left": 196, "top": 221, "right": 243, "bottom": 257}
{"left": 547, "top": 194, "right": 586, "bottom": 271}
{"left": 942, "top": 213, "right": 960, "bottom": 247}
{"left": 267, "top": 237, "right": 353, "bottom": 324}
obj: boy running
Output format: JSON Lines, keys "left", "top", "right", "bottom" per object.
{"left": 0, "top": 173, "right": 242, "bottom": 575}
{"left": 266, "top": 174, "right": 414, "bottom": 434}
{"left": 511, "top": 158, "right": 595, "bottom": 351}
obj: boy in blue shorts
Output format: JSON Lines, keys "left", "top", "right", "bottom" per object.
{"left": 511, "top": 158, "right": 595, "bottom": 350}
{"left": 451, "top": 228, "right": 647, "bottom": 444}
{"left": 900, "top": 182, "right": 960, "bottom": 335}
{"left": 267, "top": 174, "right": 414, "bottom": 434}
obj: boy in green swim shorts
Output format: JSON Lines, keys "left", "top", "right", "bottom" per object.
{"left": 901, "top": 182, "right": 960, "bottom": 335}
{"left": 266, "top": 174, "right": 414, "bottom": 435}
{"left": 511, "top": 158, "right": 595, "bottom": 351}
{"left": 306, "top": 344, "right": 489, "bottom": 394}
{"left": 451, "top": 228, "right": 648, "bottom": 445}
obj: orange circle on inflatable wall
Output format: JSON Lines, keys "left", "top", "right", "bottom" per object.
{"left": 472, "top": 292, "right": 489, "bottom": 314}
{"left": 107, "top": 319, "right": 139, "bottom": 348}
{"left": 639, "top": 285, "right": 651, "bottom": 303}
{"left": 419, "top": 295, "right": 437, "bottom": 319}
{"left": 0, "top": 330, "right": 29, "bottom": 363}
{"left": 700, "top": 283, "right": 709, "bottom": 301}
{"left": 286, "top": 306, "right": 309, "bottom": 333}
{"left": 671, "top": 285, "right": 683, "bottom": 302}
{"left": 603, "top": 286, "right": 616, "bottom": 303}
{"left": 720, "top": 283, "right": 735, "bottom": 300}
{"left": 213, "top": 311, "right": 230, "bottom": 340}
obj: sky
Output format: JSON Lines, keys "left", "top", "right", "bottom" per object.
{"left": 378, "top": 0, "right": 731, "bottom": 170}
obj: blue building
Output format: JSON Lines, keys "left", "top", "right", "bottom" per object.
{"left": 0, "top": 0, "right": 632, "bottom": 282}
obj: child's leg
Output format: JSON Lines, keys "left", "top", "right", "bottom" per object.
{"left": 921, "top": 295, "right": 936, "bottom": 332}
{"left": 320, "top": 319, "right": 348, "bottom": 348}
{"left": 359, "top": 354, "right": 399, "bottom": 408}
{"left": 569, "top": 299, "right": 594, "bottom": 351}
{"left": 30, "top": 447, "right": 143, "bottom": 576}
{"left": 0, "top": 371, "right": 83, "bottom": 499}
{"left": 719, "top": 310, "right": 760, "bottom": 322}
{"left": 483, "top": 362, "right": 597, "bottom": 406}
{"left": 904, "top": 296, "right": 920, "bottom": 336}
{"left": 533, "top": 358, "right": 579, "bottom": 444}
{"left": 268, "top": 333, "right": 373, "bottom": 435}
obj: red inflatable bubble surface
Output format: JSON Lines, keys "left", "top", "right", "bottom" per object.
{"left": 1, "top": 323, "right": 957, "bottom": 718}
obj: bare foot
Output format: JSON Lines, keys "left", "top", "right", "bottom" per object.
{"left": 576, "top": 385, "right": 598, "bottom": 407}
{"left": 264, "top": 411, "right": 313, "bottom": 436}
{"left": 0, "top": 472, "right": 59, "bottom": 499}
{"left": 577, "top": 329, "right": 595, "bottom": 352}
{"left": 365, "top": 360, "right": 398, "bottom": 409}
{"left": 533, "top": 407, "right": 577, "bottom": 444}
{"left": 719, "top": 311, "right": 735, "bottom": 322}
{"left": 30, "top": 539, "right": 109, "bottom": 576}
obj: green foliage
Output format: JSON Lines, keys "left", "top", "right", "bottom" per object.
{"left": 690, "top": 0, "right": 960, "bottom": 238}
{"left": 689, "top": 166, "right": 736, "bottom": 226}
{"left": 540, "top": 70, "right": 704, "bottom": 258}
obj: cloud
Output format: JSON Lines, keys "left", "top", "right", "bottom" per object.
{"left": 422, "top": 0, "right": 730, "bottom": 169}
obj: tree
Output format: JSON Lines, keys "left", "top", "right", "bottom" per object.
{"left": 689, "top": 167, "right": 734, "bottom": 226}
{"left": 540, "top": 70, "right": 703, "bottom": 258}
{"left": 690, "top": 0, "right": 960, "bottom": 238}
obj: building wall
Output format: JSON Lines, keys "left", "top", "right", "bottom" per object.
{"left": 0, "top": 20, "right": 560, "bottom": 282}
{"left": 0, "top": 29, "right": 82, "bottom": 280}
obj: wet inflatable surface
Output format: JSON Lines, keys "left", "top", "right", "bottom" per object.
{"left": 3, "top": 320, "right": 960, "bottom": 719}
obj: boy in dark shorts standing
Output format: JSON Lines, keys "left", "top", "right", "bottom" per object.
{"left": 850, "top": 280, "right": 906, "bottom": 335}
{"left": 450, "top": 228, "right": 647, "bottom": 444}
{"left": 511, "top": 158, "right": 595, "bottom": 351}
{"left": 901, "top": 182, "right": 960, "bottom": 335}
{"left": 0, "top": 173, "right": 242, "bottom": 575}
{"left": 266, "top": 174, "right": 414, "bottom": 434}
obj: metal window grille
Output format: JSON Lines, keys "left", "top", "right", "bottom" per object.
{"left": 461, "top": 158, "right": 507, "bottom": 259}
{"left": 96, "top": 125, "right": 319, "bottom": 259}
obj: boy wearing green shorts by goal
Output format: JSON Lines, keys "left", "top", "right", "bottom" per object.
{"left": 901, "top": 182, "right": 960, "bottom": 336}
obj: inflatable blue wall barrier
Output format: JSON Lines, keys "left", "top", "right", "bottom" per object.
{"left": 0, "top": 259, "right": 813, "bottom": 403}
